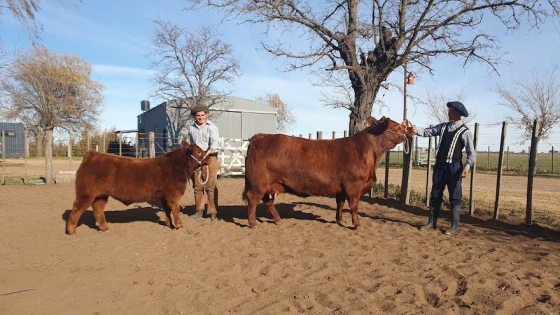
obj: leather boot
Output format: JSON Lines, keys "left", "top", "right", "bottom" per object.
{"left": 206, "top": 188, "right": 218, "bottom": 221}
{"left": 445, "top": 205, "right": 461, "bottom": 235}
{"left": 191, "top": 189, "right": 206, "bottom": 219}
{"left": 420, "top": 206, "right": 439, "bottom": 231}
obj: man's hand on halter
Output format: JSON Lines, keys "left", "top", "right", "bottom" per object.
{"left": 462, "top": 169, "right": 469, "bottom": 178}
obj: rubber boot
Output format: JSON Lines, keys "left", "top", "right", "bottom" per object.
{"left": 207, "top": 188, "right": 218, "bottom": 221}
{"left": 420, "top": 207, "right": 439, "bottom": 231}
{"left": 445, "top": 205, "right": 461, "bottom": 235}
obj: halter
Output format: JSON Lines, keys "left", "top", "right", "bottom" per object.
{"left": 376, "top": 120, "right": 411, "bottom": 154}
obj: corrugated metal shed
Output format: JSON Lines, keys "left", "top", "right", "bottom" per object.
{"left": 0, "top": 122, "right": 25, "bottom": 158}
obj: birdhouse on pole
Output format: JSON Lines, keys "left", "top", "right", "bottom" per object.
{"left": 406, "top": 73, "right": 415, "bottom": 85}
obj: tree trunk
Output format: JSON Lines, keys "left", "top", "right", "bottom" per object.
{"left": 36, "top": 131, "right": 44, "bottom": 157}
{"left": 348, "top": 84, "right": 380, "bottom": 135}
{"left": 44, "top": 128, "right": 54, "bottom": 184}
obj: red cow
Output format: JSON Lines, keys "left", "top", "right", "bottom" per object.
{"left": 242, "top": 116, "right": 415, "bottom": 229}
{"left": 66, "top": 141, "right": 210, "bottom": 235}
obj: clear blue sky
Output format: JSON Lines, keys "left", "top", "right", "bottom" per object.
{"left": 1, "top": 0, "right": 559, "bottom": 152}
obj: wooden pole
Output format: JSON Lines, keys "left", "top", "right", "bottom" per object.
{"left": 493, "top": 122, "right": 508, "bottom": 220}
{"left": 384, "top": 151, "right": 390, "bottom": 198}
{"left": 506, "top": 146, "right": 509, "bottom": 171}
{"left": 118, "top": 134, "right": 122, "bottom": 156}
{"left": 23, "top": 132, "right": 27, "bottom": 185}
{"left": 425, "top": 134, "right": 433, "bottom": 207}
{"left": 400, "top": 137, "right": 414, "bottom": 205}
{"left": 487, "top": 146, "right": 490, "bottom": 169}
{"left": 1, "top": 130, "right": 5, "bottom": 185}
{"left": 86, "top": 132, "right": 91, "bottom": 153}
{"left": 317, "top": 131, "right": 323, "bottom": 140}
{"left": 343, "top": 130, "right": 348, "bottom": 138}
{"left": 308, "top": 133, "right": 312, "bottom": 139}
{"left": 135, "top": 132, "right": 139, "bottom": 158}
{"left": 332, "top": 131, "right": 336, "bottom": 139}
{"left": 468, "top": 123, "right": 479, "bottom": 216}
{"left": 551, "top": 146, "right": 554, "bottom": 174}
{"left": 68, "top": 136, "right": 73, "bottom": 170}
{"left": 526, "top": 119, "right": 540, "bottom": 225}
{"left": 149, "top": 132, "right": 155, "bottom": 158}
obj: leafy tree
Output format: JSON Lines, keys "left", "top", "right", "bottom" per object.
{"left": 491, "top": 66, "right": 560, "bottom": 145}
{"left": 0, "top": 45, "right": 104, "bottom": 183}
{"left": 187, "top": 0, "right": 560, "bottom": 134}
{"left": 255, "top": 92, "right": 296, "bottom": 133}
{"left": 148, "top": 19, "right": 241, "bottom": 144}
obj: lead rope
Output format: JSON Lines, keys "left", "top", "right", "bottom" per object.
{"left": 190, "top": 151, "right": 212, "bottom": 186}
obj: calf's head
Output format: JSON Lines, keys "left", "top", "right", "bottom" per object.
{"left": 181, "top": 141, "right": 212, "bottom": 166}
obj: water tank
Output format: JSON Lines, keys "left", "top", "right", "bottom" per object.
{"left": 141, "top": 100, "right": 150, "bottom": 111}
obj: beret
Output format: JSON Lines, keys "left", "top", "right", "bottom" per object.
{"left": 190, "top": 105, "right": 209, "bottom": 116}
{"left": 446, "top": 101, "right": 468, "bottom": 117}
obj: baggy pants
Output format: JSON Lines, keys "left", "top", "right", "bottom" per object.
{"left": 430, "top": 160, "right": 463, "bottom": 208}
{"left": 191, "top": 156, "right": 220, "bottom": 214}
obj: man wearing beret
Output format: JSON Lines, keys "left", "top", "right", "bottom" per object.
{"left": 185, "top": 105, "right": 221, "bottom": 221}
{"left": 414, "top": 101, "right": 476, "bottom": 235}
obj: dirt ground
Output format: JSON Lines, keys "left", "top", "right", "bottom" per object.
{"left": 1, "top": 161, "right": 560, "bottom": 314}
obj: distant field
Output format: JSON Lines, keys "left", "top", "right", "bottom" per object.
{"left": 381, "top": 151, "right": 560, "bottom": 175}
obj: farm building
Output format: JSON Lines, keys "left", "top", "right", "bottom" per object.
{"left": 0, "top": 122, "right": 25, "bottom": 158}
{"left": 136, "top": 96, "right": 278, "bottom": 156}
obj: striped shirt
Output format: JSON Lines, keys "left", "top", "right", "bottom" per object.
{"left": 415, "top": 121, "right": 476, "bottom": 170}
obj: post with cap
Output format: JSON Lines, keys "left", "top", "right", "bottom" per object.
{"left": 400, "top": 63, "right": 414, "bottom": 205}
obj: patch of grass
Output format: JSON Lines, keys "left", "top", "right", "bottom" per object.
{"left": 1, "top": 176, "right": 45, "bottom": 185}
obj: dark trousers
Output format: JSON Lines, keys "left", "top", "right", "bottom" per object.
{"left": 430, "top": 161, "right": 463, "bottom": 208}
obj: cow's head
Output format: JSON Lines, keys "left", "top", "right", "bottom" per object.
{"left": 181, "top": 141, "right": 212, "bottom": 166}
{"left": 366, "top": 116, "right": 414, "bottom": 146}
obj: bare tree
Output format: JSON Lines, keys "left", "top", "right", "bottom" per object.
{"left": 255, "top": 92, "right": 296, "bottom": 133}
{"left": 419, "top": 87, "right": 477, "bottom": 125}
{"left": 0, "top": 45, "right": 104, "bottom": 184}
{"left": 0, "top": 0, "right": 74, "bottom": 43}
{"left": 491, "top": 66, "right": 560, "bottom": 144}
{"left": 187, "top": 0, "right": 559, "bottom": 135}
{"left": 148, "top": 19, "right": 241, "bottom": 144}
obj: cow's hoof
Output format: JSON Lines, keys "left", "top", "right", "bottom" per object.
{"left": 175, "top": 223, "right": 184, "bottom": 229}
{"left": 354, "top": 225, "right": 363, "bottom": 231}
{"left": 249, "top": 224, "right": 257, "bottom": 229}
{"left": 210, "top": 214, "right": 217, "bottom": 221}
{"left": 274, "top": 219, "right": 282, "bottom": 226}
{"left": 99, "top": 225, "right": 109, "bottom": 232}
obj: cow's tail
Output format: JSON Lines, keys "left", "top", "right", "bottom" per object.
{"left": 241, "top": 178, "right": 249, "bottom": 204}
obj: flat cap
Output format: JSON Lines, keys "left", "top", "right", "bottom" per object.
{"left": 190, "top": 105, "right": 209, "bottom": 116}
{"left": 446, "top": 101, "right": 468, "bottom": 117}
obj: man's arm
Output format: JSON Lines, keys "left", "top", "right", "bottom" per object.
{"left": 208, "top": 124, "right": 220, "bottom": 153}
{"left": 463, "top": 130, "right": 476, "bottom": 171}
{"left": 415, "top": 123, "right": 443, "bottom": 137}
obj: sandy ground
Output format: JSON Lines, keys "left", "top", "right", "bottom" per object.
{"left": 1, "top": 172, "right": 560, "bottom": 315}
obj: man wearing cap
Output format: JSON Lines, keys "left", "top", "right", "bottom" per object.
{"left": 414, "top": 101, "right": 476, "bottom": 235}
{"left": 185, "top": 105, "right": 221, "bottom": 221}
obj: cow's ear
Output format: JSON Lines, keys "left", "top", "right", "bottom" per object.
{"left": 367, "top": 116, "right": 378, "bottom": 126}
{"left": 181, "top": 140, "right": 189, "bottom": 150}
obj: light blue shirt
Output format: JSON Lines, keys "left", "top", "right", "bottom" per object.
{"left": 415, "top": 121, "right": 476, "bottom": 170}
{"left": 187, "top": 120, "right": 220, "bottom": 152}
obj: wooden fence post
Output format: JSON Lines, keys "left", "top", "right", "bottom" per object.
{"left": 135, "top": 132, "right": 139, "bottom": 158}
{"left": 552, "top": 146, "right": 554, "bottom": 174}
{"left": 343, "top": 131, "right": 348, "bottom": 138}
{"left": 87, "top": 132, "right": 91, "bottom": 152}
{"left": 332, "top": 131, "right": 336, "bottom": 139}
{"left": 68, "top": 136, "right": 73, "bottom": 170}
{"left": 23, "top": 132, "right": 28, "bottom": 184}
{"left": 384, "top": 151, "right": 390, "bottom": 198}
{"left": 317, "top": 131, "right": 323, "bottom": 139}
{"left": 308, "top": 133, "right": 312, "bottom": 139}
{"left": 469, "top": 123, "right": 479, "bottom": 216}
{"left": 493, "top": 122, "right": 507, "bottom": 220}
{"left": 425, "top": 134, "right": 433, "bottom": 207}
{"left": 102, "top": 134, "right": 106, "bottom": 153}
{"left": 487, "top": 146, "right": 490, "bottom": 169}
{"left": 400, "top": 136, "right": 414, "bottom": 205}
{"left": 1, "top": 130, "right": 5, "bottom": 185}
{"left": 526, "top": 119, "right": 540, "bottom": 225}
{"left": 118, "top": 134, "right": 122, "bottom": 156}
{"left": 506, "top": 146, "right": 510, "bottom": 171}
{"left": 149, "top": 132, "right": 155, "bottom": 158}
